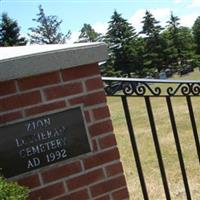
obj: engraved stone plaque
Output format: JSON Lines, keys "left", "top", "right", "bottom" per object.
{"left": 0, "top": 107, "right": 91, "bottom": 178}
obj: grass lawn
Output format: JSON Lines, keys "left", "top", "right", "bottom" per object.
{"left": 107, "top": 68, "right": 200, "bottom": 200}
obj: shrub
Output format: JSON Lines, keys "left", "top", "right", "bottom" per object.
{"left": 0, "top": 176, "right": 29, "bottom": 200}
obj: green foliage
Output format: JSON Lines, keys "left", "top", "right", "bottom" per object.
{"left": 1, "top": 7, "right": 199, "bottom": 77}
{"left": 141, "top": 10, "right": 162, "bottom": 36}
{"left": 190, "top": 55, "right": 200, "bottom": 68}
{"left": 192, "top": 16, "right": 200, "bottom": 54}
{"left": 141, "top": 10, "right": 165, "bottom": 72}
{"left": 165, "top": 12, "right": 181, "bottom": 65}
{"left": 0, "top": 177, "right": 29, "bottom": 200}
{"left": 178, "top": 27, "right": 195, "bottom": 59}
{"left": 104, "top": 10, "right": 199, "bottom": 77}
{"left": 166, "top": 12, "right": 195, "bottom": 66}
{"left": 28, "top": 5, "right": 71, "bottom": 44}
{"left": 105, "top": 10, "right": 140, "bottom": 77}
{"left": 100, "top": 64, "right": 123, "bottom": 77}
{"left": 78, "top": 23, "right": 102, "bottom": 42}
{"left": 167, "top": 12, "right": 180, "bottom": 31}
{"left": 0, "top": 13, "right": 27, "bottom": 46}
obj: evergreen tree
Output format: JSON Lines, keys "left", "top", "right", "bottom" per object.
{"left": 100, "top": 64, "right": 123, "bottom": 77}
{"left": 161, "top": 29, "right": 177, "bottom": 67}
{"left": 78, "top": 23, "right": 102, "bottom": 43}
{"left": 192, "top": 16, "right": 200, "bottom": 54}
{"left": 141, "top": 10, "right": 162, "bottom": 36}
{"left": 28, "top": 5, "right": 71, "bottom": 44}
{"left": 166, "top": 12, "right": 182, "bottom": 65}
{"left": 141, "top": 10, "right": 165, "bottom": 72}
{"left": 167, "top": 12, "right": 195, "bottom": 66}
{"left": 0, "top": 13, "right": 27, "bottom": 46}
{"left": 106, "top": 10, "right": 139, "bottom": 77}
{"left": 167, "top": 12, "right": 180, "bottom": 34}
{"left": 178, "top": 27, "right": 195, "bottom": 61}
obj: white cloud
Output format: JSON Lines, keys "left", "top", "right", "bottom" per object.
{"left": 129, "top": 8, "right": 171, "bottom": 32}
{"left": 129, "top": 9, "right": 145, "bottom": 31}
{"left": 179, "top": 13, "right": 198, "bottom": 27}
{"left": 68, "top": 6, "right": 198, "bottom": 44}
{"left": 189, "top": 0, "right": 200, "bottom": 7}
{"left": 93, "top": 22, "right": 108, "bottom": 34}
{"left": 129, "top": 7, "right": 198, "bottom": 32}
{"left": 67, "top": 31, "right": 80, "bottom": 44}
{"left": 174, "top": 0, "right": 183, "bottom": 3}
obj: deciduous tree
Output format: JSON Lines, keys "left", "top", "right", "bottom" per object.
{"left": 28, "top": 5, "right": 71, "bottom": 44}
{"left": 78, "top": 23, "right": 101, "bottom": 42}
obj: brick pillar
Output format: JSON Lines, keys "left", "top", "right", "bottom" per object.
{"left": 0, "top": 43, "right": 129, "bottom": 200}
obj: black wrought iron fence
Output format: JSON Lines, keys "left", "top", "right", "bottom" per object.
{"left": 102, "top": 77, "right": 200, "bottom": 200}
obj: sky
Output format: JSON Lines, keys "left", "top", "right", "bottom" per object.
{"left": 0, "top": 0, "right": 200, "bottom": 43}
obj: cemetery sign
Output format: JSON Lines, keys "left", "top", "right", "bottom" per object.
{"left": 0, "top": 107, "right": 91, "bottom": 178}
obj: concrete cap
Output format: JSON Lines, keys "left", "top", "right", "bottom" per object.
{"left": 0, "top": 42, "right": 108, "bottom": 81}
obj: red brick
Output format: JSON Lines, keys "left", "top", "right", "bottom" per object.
{"left": 69, "top": 91, "right": 106, "bottom": 107}
{"left": 62, "top": 63, "right": 100, "bottom": 81}
{"left": 89, "top": 120, "right": 113, "bottom": 137}
{"left": 25, "top": 101, "right": 66, "bottom": 116}
{"left": 42, "top": 161, "right": 82, "bottom": 183}
{"left": 55, "top": 189, "right": 89, "bottom": 200}
{"left": 67, "top": 169, "right": 105, "bottom": 190}
{"left": 93, "top": 106, "right": 110, "bottom": 120}
{"left": 28, "top": 182, "right": 65, "bottom": 200}
{"left": 84, "top": 110, "right": 91, "bottom": 123}
{"left": 18, "top": 71, "right": 61, "bottom": 90}
{"left": 44, "top": 82, "right": 83, "bottom": 100}
{"left": 0, "top": 111, "right": 22, "bottom": 124}
{"left": 112, "top": 187, "right": 129, "bottom": 200}
{"left": 95, "top": 195, "right": 110, "bottom": 200}
{"left": 83, "top": 148, "right": 120, "bottom": 169}
{"left": 0, "top": 80, "right": 16, "bottom": 96}
{"left": 99, "top": 134, "right": 117, "bottom": 149}
{"left": 85, "top": 77, "right": 103, "bottom": 91}
{"left": 92, "top": 139, "right": 98, "bottom": 151}
{"left": 17, "top": 174, "right": 40, "bottom": 189}
{"left": 0, "top": 91, "right": 41, "bottom": 112}
{"left": 105, "top": 162, "right": 123, "bottom": 177}
{"left": 90, "top": 175, "right": 126, "bottom": 197}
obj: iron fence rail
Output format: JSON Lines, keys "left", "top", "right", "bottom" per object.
{"left": 103, "top": 77, "right": 200, "bottom": 200}
{"left": 102, "top": 77, "right": 200, "bottom": 84}
{"left": 102, "top": 77, "right": 200, "bottom": 97}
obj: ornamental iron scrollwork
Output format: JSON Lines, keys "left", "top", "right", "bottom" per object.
{"left": 122, "top": 82, "right": 161, "bottom": 96}
{"left": 166, "top": 83, "right": 200, "bottom": 96}
{"left": 103, "top": 78, "right": 200, "bottom": 96}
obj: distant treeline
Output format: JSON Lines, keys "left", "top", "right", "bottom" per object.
{"left": 1, "top": 5, "right": 200, "bottom": 77}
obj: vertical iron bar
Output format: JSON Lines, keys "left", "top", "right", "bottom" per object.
{"left": 186, "top": 96, "right": 200, "bottom": 164}
{"left": 121, "top": 96, "right": 149, "bottom": 200}
{"left": 145, "top": 97, "right": 171, "bottom": 200}
{"left": 166, "top": 97, "right": 192, "bottom": 200}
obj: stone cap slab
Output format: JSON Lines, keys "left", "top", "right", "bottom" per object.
{"left": 0, "top": 42, "right": 108, "bottom": 81}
